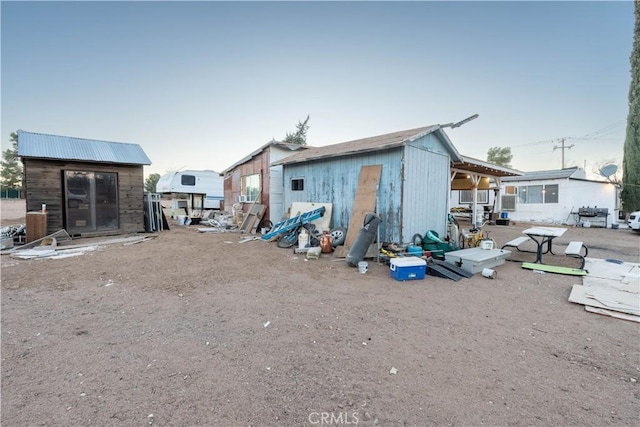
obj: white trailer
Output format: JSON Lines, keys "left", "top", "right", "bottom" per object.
{"left": 156, "top": 170, "right": 224, "bottom": 211}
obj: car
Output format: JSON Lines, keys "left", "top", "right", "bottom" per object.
{"left": 628, "top": 211, "right": 640, "bottom": 232}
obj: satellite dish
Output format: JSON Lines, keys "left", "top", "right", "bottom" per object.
{"left": 599, "top": 164, "right": 618, "bottom": 178}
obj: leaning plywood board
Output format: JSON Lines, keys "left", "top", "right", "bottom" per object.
{"left": 569, "top": 284, "right": 640, "bottom": 316}
{"left": 334, "top": 165, "right": 382, "bottom": 258}
{"left": 239, "top": 204, "right": 266, "bottom": 233}
{"left": 584, "top": 306, "right": 640, "bottom": 323}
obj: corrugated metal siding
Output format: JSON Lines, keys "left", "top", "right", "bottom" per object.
{"left": 17, "top": 131, "right": 151, "bottom": 165}
{"left": 282, "top": 148, "right": 403, "bottom": 242}
{"left": 402, "top": 145, "right": 450, "bottom": 241}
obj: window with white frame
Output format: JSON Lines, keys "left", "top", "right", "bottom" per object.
{"left": 518, "top": 184, "right": 558, "bottom": 204}
{"left": 241, "top": 174, "right": 260, "bottom": 202}
{"left": 459, "top": 190, "right": 488, "bottom": 204}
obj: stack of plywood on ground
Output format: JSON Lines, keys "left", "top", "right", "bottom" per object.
{"left": 568, "top": 258, "right": 640, "bottom": 322}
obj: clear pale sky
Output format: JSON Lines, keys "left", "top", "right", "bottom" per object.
{"left": 1, "top": 1, "right": 634, "bottom": 179}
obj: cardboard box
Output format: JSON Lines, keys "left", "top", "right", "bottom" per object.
{"left": 390, "top": 257, "right": 427, "bottom": 281}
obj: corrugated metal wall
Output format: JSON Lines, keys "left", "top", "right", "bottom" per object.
{"left": 282, "top": 148, "right": 404, "bottom": 242}
{"left": 280, "top": 131, "right": 456, "bottom": 244}
{"left": 403, "top": 145, "right": 450, "bottom": 241}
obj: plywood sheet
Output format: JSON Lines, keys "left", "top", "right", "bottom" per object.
{"left": 345, "top": 165, "right": 382, "bottom": 245}
{"left": 584, "top": 306, "right": 640, "bottom": 323}
{"left": 333, "top": 165, "right": 382, "bottom": 258}
{"left": 289, "top": 202, "right": 333, "bottom": 232}
{"left": 569, "top": 284, "right": 640, "bottom": 316}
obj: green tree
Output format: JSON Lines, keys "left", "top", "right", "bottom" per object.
{"left": 144, "top": 173, "right": 161, "bottom": 193}
{"left": 1, "top": 132, "right": 23, "bottom": 191}
{"left": 282, "top": 115, "right": 310, "bottom": 146}
{"left": 622, "top": 0, "right": 640, "bottom": 213}
{"left": 486, "top": 147, "right": 513, "bottom": 168}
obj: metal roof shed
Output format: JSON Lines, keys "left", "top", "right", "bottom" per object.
{"left": 17, "top": 130, "right": 152, "bottom": 237}
{"left": 272, "top": 125, "right": 462, "bottom": 243}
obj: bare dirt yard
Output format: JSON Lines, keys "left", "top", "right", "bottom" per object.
{"left": 1, "top": 199, "right": 639, "bottom": 426}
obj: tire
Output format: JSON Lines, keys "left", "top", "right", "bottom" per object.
{"left": 257, "top": 219, "right": 273, "bottom": 232}
{"left": 458, "top": 233, "right": 466, "bottom": 249}
{"left": 329, "top": 227, "right": 347, "bottom": 247}
{"left": 277, "top": 228, "right": 299, "bottom": 248}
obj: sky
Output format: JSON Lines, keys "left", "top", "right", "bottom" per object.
{"left": 1, "top": 1, "right": 634, "bottom": 180}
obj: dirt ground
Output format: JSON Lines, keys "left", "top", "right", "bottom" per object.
{"left": 1, "top": 199, "right": 639, "bottom": 426}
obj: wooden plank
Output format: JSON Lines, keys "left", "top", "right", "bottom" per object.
{"left": 333, "top": 165, "right": 382, "bottom": 258}
{"left": 239, "top": 204, "right": 265, "bottom": 233}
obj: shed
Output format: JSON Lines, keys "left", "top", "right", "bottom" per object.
{"left": 271, "top": 125, "right": 462, "bottom": 243}
{"left": 17, "top": 130, "right": 151, "bottom": 237}
{"left": 499, "top": 167, "right": 619, "bottom": 227}
{"left": 221, "top": 140, "right": 309, "bottom": 224}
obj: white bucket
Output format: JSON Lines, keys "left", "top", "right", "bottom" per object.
{"left": 480, "top": 240, "right": 494, "bottom": 250}
{"left": 482, "top": 268, "right": 496, "bottom": 279}
{"left": 358, "top": 261, "right": 368, "bottom": 274}
{"left": 177, "top": 215, "right": 187, "bottom": 225}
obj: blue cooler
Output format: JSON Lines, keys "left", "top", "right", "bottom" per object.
{"left": 390, "top": 257, "right": 427, "bottom": 281}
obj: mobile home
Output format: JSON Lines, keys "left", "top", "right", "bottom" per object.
{"left": 156, "top": 170, "right": 224, "bottom": 212}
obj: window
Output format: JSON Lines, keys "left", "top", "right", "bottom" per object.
{"left": 544, "top": 184, "right": 558, "bottom": 203}
{"left": 181, "top": 174, "right": 196, "bottom": 186}
{"left": 65, "top": 170, "right": 118, "bottom": 233}
{"left": 291, "top": 178, "right": 304, "bottom": 191}
{"left": 241, "top": 174, "right": 260, "bottom": 202}
{"left": 518, "top": 184, "right": 558, "bottom": 204}
{"left": 459, "top": 190, "right": 488, "bottom": 204}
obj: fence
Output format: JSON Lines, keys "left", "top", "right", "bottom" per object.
{"left": 0, "top": 189, "right": 22, "bottom": 199}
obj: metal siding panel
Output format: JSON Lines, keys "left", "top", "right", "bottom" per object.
{"left": 269, "top": 166, "right": 285, "bottom": 222}
{"left": 281, "top": 149, "right": 403, "bottom": 241}
{"left": 403, "top": 146, "right": 450, "bottom": 242}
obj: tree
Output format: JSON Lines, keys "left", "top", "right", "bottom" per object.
{"left": 1, "top": 132, "right": 23, "bottom": 191}
{"left": 144, "top": 173, "right": 161, "bottom": 193}
{"left": 486, "top": 147, "right": 513, "bottom": 168}
{"left": 282, "top": 115, "right": 310, "bottom": 146}
{"left": 622, "top": 0, "right": 640, "bottom": 213}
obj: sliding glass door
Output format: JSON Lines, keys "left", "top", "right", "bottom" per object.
{"left": 65, "top": 171, "right": 118, "bottom": 233}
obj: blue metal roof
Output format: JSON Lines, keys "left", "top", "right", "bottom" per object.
{"left": 16, "top": 130, "right": 151, "bottom": 165}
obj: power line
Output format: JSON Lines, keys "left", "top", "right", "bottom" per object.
{"left": 552, "top": 138, "right": 574, "bottom": 169}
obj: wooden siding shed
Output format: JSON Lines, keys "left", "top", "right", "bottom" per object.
{"left": 17, "top": 130, "right": 151, "bottom": 237}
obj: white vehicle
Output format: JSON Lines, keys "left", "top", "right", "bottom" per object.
{"left": 155, "top": 170, "right": 224, "bottom": 210}
{"left": 628, "top": 211, "right": 640, "bottom": 232}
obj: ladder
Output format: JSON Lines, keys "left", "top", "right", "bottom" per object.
{"left": 261, "top": 206, "right": 326, "bottom": 241}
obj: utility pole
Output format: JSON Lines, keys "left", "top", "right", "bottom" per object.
{"left": 552, "top": 138, "right": 574, "bottom": 169}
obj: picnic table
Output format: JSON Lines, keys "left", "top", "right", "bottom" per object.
{"left": 522, "top": 226, "right": 567, "bottom": 263}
